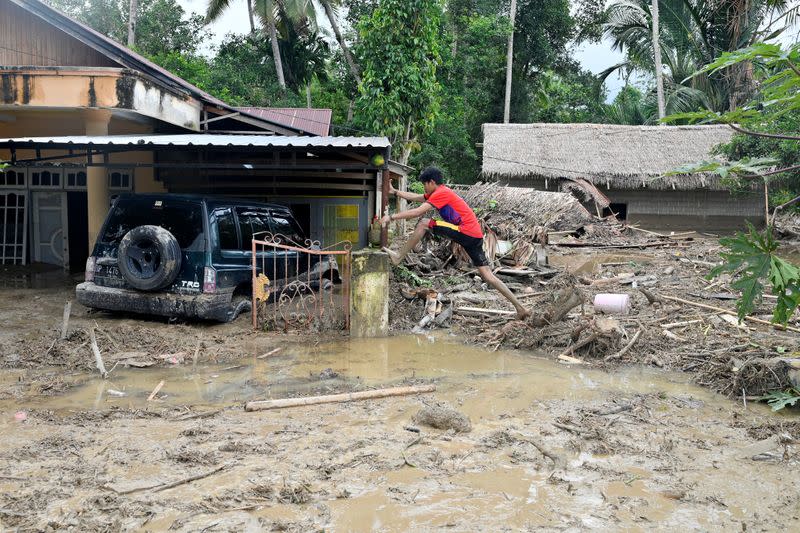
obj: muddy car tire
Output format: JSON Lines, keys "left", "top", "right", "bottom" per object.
{"left": 118, "top": 225, "right": 182, "bottom": 291}
{"left": 227, "top": 295, "right": 252, "bottom": 322}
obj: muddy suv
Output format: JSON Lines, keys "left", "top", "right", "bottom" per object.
{"left": 76, "top": 194, "right": 336, "bottom": 322}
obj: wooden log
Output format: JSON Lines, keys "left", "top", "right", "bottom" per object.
{"left": 60, "top": 301, "right": 71, "bottom": 340}
{"left": 658, "top": 294, "right": 800, "bottom": 333}
{"left": 245, "top": 384, "right": 436, "bottom": 412}
{"left": 554, "top": 241, "right": 670, "bottom": 249}
{"left": 455, "top": 306, "right": 516, "bottom": 317}
{"left": 662, "top": 319, "right": 702, "bottom": 329}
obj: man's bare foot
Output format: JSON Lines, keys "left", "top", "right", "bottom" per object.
{"left": 382, "top": 247, "right": 401, "bottom": 265}
{"left": 516, "top": 308, "right": 532, "bottom": 320}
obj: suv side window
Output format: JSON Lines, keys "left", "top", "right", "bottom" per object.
{"left": 215, "top": 208, "right": 239, "bottom": 250}
{"left": 236, "top": 208, "right": 270, "bottom": 250}
{"left": 269, "top": 212, "right": 304, "bottom": 244}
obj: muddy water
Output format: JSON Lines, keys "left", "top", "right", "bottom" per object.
{"left": 10, "top": 334, "right": 718, "bottom": 414}
{"left": 1, "top": 335, "right": 795, "bottom": 532}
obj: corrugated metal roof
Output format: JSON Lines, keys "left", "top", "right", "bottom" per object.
{"left": 238, "top": 108, "right": 332, "bottom": 136}
{"left": 0, "top": 134, "right": 391, "bottom": 149}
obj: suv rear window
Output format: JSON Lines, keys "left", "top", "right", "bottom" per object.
{"left": 100, "top": 197, "right": 205, "bottom": 250}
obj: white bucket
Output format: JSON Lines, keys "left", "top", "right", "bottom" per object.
{"left": 593, "top": 293, "right": 631, "bottom": 315}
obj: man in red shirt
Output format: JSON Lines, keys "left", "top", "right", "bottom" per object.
{"left": 382, "top": 167, "right": 531, "bottom": 319}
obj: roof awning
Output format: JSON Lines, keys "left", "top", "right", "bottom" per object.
{"left": 0, "top": 134, "right": 405, "bottom": 174}
{"left": 0, "top": 134, "right": 390, "bottom": 150}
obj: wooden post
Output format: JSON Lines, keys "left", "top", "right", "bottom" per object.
{"left": 380, "top": 169, "right": 390, "bottom": 247}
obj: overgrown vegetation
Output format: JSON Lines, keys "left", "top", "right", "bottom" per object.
{"left": 392, "top": 264, "right": 432, "bottom": 288}
{"left": 709, "top": 223, "right": 800, "bottom": 324}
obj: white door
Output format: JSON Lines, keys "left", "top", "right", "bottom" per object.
{"left": 31, "top": 191, "right": 69, "bottom": 269}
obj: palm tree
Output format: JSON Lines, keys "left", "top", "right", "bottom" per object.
{"left": 207, "top": 0, "right": 318, "bottom": 92}
{"left": 602, "top": 0, "right": 799, "bottom": 116}
{"left": 316, "top": 0, "right": 360, "bottom": 84}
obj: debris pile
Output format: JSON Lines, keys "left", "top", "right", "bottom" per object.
{"left": 388, "top": 184, "right": 800, "bottom": 399}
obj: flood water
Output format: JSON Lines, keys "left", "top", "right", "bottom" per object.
{"left": 1, "top": 335, "right": 796, "bottom": 532}
{"left": 6, "top": 334, "right": 743, "bottom": 416}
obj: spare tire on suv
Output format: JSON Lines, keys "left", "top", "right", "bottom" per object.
{"left": 117, "top": 225, "right": 182, "bottom": 291}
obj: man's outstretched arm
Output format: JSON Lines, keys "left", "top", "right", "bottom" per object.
{"left": 389, "top": 182, "right": 426, "bottom": 203}
{"left": 381, "top": 202, "right": 433, "bottom": 225}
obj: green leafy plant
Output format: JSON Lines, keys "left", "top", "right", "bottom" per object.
{"left": 392, "top": 264, "right": 431, "bottom": 288}
{"left": 0, "top": 162, "right": 7, "bottom": 172}
{"left": 709, "top": 222, "right": 800, "bottom": 325}
{"left": 759, "top": 388, "right": 800, "bottom": 411}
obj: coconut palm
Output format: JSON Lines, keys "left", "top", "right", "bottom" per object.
{"left": 602, "top": 0, "right": 800, "bottom": 116}
{"left": 207, "top": 0, "right": 318, "bottom": 91}
{"left": 315, "top": 0, "right": 360, "bottom": 84}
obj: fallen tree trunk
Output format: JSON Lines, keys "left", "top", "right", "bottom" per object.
{"left": 245, "top": 384, "right": 436, "bottom": 412}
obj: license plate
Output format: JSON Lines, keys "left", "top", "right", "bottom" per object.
{"left": 98, "top": 265, "right": 121, "bottom": 278}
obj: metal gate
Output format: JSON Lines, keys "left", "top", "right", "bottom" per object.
{"left": 251, "top": 233, "right": 352, "bottom": 332}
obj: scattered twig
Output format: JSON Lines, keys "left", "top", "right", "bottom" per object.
{"left": 257, "top": 347, "right": 282, "bottom": 359}
{"left": 88, "top": 328, "right": 108, "bottom": 379}
{"left": 147, "top": 380, "right": 165, "bottom": 402}
{"left": 659, "top": 293, "right": 800, "bottom": 333}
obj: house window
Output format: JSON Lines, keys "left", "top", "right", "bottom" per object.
{"left": 30, "top": 169, "right": 62, "bottom": 189}
{"left": 109, "top": 170, "right": 132, "bottom": 190}
{"left": 0, "top": 168, "right": 26, "bottom": 188}
{"left": 66, "top": 170, "right": 87, "bottom": 189}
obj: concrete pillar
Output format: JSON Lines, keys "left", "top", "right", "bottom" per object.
{"left": 350, "top": 250, "right": 390, "bottom": 338}
{"left": 85, "top": 111, "right": 111, "bottom": 251}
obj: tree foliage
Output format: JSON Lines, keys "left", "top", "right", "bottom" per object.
{"left": 666, "top": 41, "right": 800, "bottom": 326}
{"left": 48, "top": 0, "right": 207, "bottom": 56}
{"left": 602, "top": 0, "right": 799, "bottom": 119}
{"left": 355, "top": 0, "right": 443, "bottom": 163}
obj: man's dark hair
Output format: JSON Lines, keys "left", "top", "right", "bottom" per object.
{"left": 418, "top": 167, "right": 444, "bottom": 184}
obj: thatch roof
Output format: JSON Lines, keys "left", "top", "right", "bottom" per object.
{"left": 481, "top": 123, "right": 735, "bottom": 191}
{"left": 457, "top": 182, "right": 593, "bottom": 232}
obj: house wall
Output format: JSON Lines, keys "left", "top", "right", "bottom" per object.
{"left": 0, "top": 0, "right": 117, "bottom": 67}
{"left": 602, "top": 189, "right": 765, "bottom": 231}
{"left": 502, "top": 177, "right": 764, "bottom": 231}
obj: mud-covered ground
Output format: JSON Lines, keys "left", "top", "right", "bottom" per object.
{"left": 0, "top": 265, "right": 799, "bottom": 531}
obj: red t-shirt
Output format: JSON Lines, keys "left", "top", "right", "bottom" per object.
{"left": 424, "top": 185, "right": 483, "bottom": 238}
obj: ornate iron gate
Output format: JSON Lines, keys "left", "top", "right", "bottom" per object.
{"left": 251, "top": 233, "right": 351, "bottom": 332}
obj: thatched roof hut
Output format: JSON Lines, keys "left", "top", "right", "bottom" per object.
{"left": 481, "top": 123, "right": 734, "bottom": 191}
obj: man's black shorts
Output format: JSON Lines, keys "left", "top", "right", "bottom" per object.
{"left": 428, "top": 221, "right": 489, "bottom": 267}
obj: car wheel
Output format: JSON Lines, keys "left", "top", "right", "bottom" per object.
{"left": 227, "top": 295, "right": 252, "bottom": 322}
{"left": 117, "top": 225, "right": 182, "bottom": 291}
